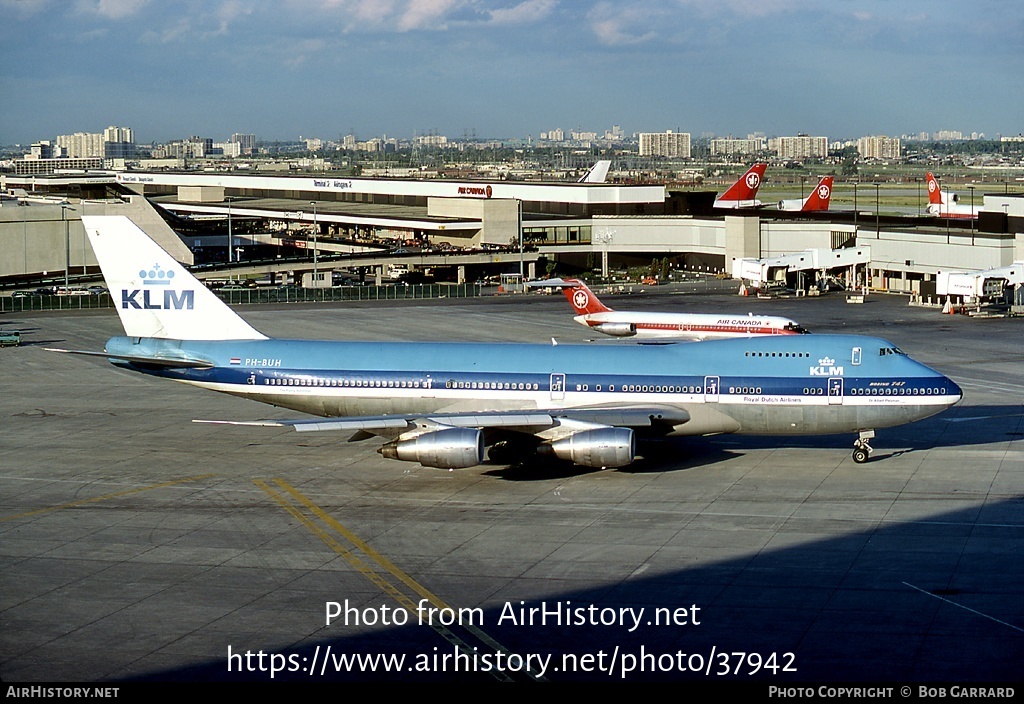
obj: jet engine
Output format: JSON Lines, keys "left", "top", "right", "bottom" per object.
{"left": 379, "top": 428, "right": 485, "bottom": 469}
{"left": 592, "top": 322, "right": 637, "bottom": 337}
{"left": 544, "top": 427, "right": 635, "bottom": 468}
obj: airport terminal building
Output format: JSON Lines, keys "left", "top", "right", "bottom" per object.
{"left": 115, "top": 171, "right": 667, "bottom": 249}
{"left": 2, "top": 170, "right": 1023, "bottom": 298}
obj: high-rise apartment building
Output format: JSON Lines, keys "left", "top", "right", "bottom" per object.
{"left": 56, "top": 132, "right": 104, "bottom": 158}
{"left": 55, "top": 126, "right": 134, "bottom": 159}
{"left": 857, "top": 135, "right": 901, "bottom": 160}
{"left": 710, "top": 136, "right": 766, "bottom": 156}
{"left": 231, "top": 133, "right": 257, "bottom": 155}
{"left": 768, "top": 134, "right": 828, "bottom": 159}
{"left": 639, "top": 130, "right": 691, "bottom": 158}
{"left": 103, "top": 126, "right": 135, "bottom": 159}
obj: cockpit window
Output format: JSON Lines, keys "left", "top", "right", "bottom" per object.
{"left": 878, "top": 347, "right": 906, "bottom": 356}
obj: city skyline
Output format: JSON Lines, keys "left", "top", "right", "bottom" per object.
{"left": 1, "top": 0, "right": 1021, "bottom": 145}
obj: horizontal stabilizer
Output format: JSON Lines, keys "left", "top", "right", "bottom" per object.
{"left": 46, "top": 347, "right": 215, "bottom": 369}
{"left": 526, "top": 278, "right": 576, "bottom": 289}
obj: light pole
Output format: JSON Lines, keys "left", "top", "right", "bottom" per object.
{"left": 80, "top": 201, "right": 88, "bottom": 274}
{"left": 22, "top": 201, "right": 28, "bottom": 274}
{"left": 853, "top": 182, "right": 858, "bottom": 232}
{"left": 61, "top": 204, "right": 76, "bottom": 293}
{"left": 310, "top": 201, "right": 318, "bottom": 289}
{"left": 968, "top": 185, "right": 975, "bottom": 234}
{"left": 873, "top": 183, "right": 880, "bottom": 238}
{"left": 226, "top": 196, "right": 234, "bottom": 263}
{"left": 518, "top": 199, "right": 524, "bottom": 286}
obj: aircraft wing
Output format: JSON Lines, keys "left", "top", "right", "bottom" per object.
{"left": 195, "top": 404, "right": 690, "bottom": 439}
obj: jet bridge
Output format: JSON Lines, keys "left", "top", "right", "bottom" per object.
{"left": 732, "top": 247, "right": 871, "bottom": 292}
{"left": 936, "top": 262, "right": 1024, "bottom": 307}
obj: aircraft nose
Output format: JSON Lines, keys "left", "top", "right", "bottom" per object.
{"left": 945, "top": 377, "right": 964, "bottom": 406}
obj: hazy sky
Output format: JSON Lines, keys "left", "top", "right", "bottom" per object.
{"left": 1, "top": 0, "right": 1021, "bottom": 145}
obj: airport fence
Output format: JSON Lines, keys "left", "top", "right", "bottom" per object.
{"left": 0, "top": 283, "right": 483, "bottom": 313}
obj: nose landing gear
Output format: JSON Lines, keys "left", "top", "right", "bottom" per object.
{"left": 852, "top": 429, "right": 875, "bottom": 464}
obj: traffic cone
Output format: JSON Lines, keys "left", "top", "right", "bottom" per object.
{"left": 941, "top": 297, "right": 953, "bottom": 314}
{"left": 739, "top": 283, "right": 748, "bottom": 297}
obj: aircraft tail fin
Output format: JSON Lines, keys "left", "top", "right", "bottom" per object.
{"left": 926, "top": 172, "right": 945, "bottom": 205}
{"left": 559, "top": 278, "right": 613, "bottom": 315}
{"left": 801, "top": 176, "right": 833, "bottom": 211}
{"left": 578, "top": 160, "right": 611, "bottom": 183}
{"left": 717, "top": 163, "right": 767, "bottom": 203}
{"left": 81, "top": 215, "right": 267, "bottom": 341}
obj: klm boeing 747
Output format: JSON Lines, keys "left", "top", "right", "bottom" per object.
{"left": 50, "top": 216, "right": 962, "bottom": 469}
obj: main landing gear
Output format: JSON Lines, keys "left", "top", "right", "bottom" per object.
{"left": 852, "top": 429, "right": 875, "bottom": 464}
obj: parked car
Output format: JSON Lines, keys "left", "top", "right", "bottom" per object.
{"left": 0, "top": 329, "right": 21, "bottom": 347}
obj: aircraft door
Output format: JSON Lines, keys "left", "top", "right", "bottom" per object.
{"left": 704, "top": 376, "right": 720, "bottom": 403}
{"left": 550, "top": 373, "right": 566, "bottom": 401}
{"left": 828, "top": 377, "right": 843, "bottom": 405}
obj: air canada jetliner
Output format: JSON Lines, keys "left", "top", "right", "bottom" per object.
{"left": 51, "top": 216, "right": 962, "bottom": 469}
{"left": 925, "top": 172, "right": 980, "bottom": 219}
{"left": 533, "top": 278, "right": 808, "bottom": 340}
{"left": 713, "top": 163, "right": 768, "bottom": 209}
{"left": 778, "top": 176, "right": 834, "bottom": 212}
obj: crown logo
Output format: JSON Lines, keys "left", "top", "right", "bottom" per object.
{"left": 139, "top": 263, "right": 176, "bottom": 285}
{"left": 818, "top": 356, "right": 835, "bottom": 366}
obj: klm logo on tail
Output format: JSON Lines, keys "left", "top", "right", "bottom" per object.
{"left": 122, "top": 263, "right": 195, "bottom": 310}
{"left": 122, "top": 289, "right": 194, "bottom": 310}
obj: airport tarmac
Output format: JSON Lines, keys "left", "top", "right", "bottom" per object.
{"left": 1, "top": 287, "right": 1022, "bottom": 683}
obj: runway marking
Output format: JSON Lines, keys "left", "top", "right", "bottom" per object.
{"left": 903, "top": 582, "right": 1024, "bottom": 634}
{"left": 257, "top": 478, "right": 543, "bottom": 682}
{"left": 954, "top": 377, "right": 1024, "bottom": 395}
{"left": 943, "top": 414, "right": 1024, "bottom": 423}
{"left": 0, "top": 473, "right": 216, "bottom": 523}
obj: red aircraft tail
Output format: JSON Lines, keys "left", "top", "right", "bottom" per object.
{"left": 559, "top": 279, "right": 613, "bottom": 315}
{"left": 801, "top": 176, "right": 833, "bottom": 211}
{"left": 717, "top": 163, "right": 768, "bottom": 203}
{"left": 925, "top": 172, "right": 944, "bottom": 205}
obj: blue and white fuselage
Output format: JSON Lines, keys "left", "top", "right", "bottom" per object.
{"left": 107, "top": 333, "right": 960, "bottom": 439}
{"left": 59, "top": 216, "right": 962, "bottom": 470}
